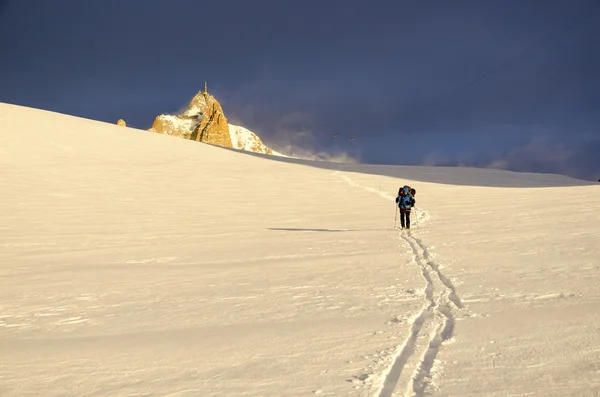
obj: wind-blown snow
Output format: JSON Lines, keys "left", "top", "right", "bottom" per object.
{"left": 1, "top": 102, "right": 599, "bottom": 397}
{"left": 228, "top": 123, "right": 284, "bottom": 156}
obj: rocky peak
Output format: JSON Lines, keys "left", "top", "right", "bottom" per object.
{"left": 149, "top": 83, "right": 280, "bottom": 157}
{"left": 149, "top": 83, "right": 232, "bottom": 148}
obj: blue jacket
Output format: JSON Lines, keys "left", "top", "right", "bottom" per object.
{"left": 396, "top": 188, "right": 415, "bottom": 210}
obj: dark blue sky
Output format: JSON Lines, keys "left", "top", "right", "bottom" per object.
{"left": 1, "top": 0, "right": 599, "bottom": 180}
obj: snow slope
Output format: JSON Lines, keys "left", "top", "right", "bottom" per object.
{"left": 1, "top": 102, "right": 599, "bottom": 397}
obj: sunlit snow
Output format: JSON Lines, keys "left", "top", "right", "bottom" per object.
{"left": 1, "top": 103, "right": 599, "bottom": 397}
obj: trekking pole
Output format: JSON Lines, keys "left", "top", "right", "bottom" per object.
{"left": 394, "top": 205, "right": 398, "bottom": 229}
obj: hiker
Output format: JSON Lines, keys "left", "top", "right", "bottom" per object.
{"left": 395, "top": 186, "right": 415, "bottom": 229}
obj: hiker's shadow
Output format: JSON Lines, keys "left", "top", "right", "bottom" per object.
{"left": 268, "top": 228, "right": 357, "bottom": 232}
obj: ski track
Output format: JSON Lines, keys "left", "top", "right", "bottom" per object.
{"left": 375, "top": 235, "right": 436, "bottom": 397}
{"left": 410, "top": 233, "right": 464, "bottom": 310}
{"left": 335, "top": 172, "right": 463, "bottom": 397}
{"left": 396, "top": 232, "right": 462, "bottom": 397}
{"left": 407, "top": 299, "right": 455, "bottom": 397}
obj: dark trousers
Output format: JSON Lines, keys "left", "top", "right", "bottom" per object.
{"left": 400, "top": 209, "right": 411, "bottom": 229}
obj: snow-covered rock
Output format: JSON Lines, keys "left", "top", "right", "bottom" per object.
{"left": 228, "top": 124, "right": 275, "bottom": 155}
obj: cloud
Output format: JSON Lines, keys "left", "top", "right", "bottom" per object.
{"left": 422, "top": 134, "right": 600, "bottom": 181}
{"left": 267, "top": 111, "right": 362, "bottom": 163}
{"left": 227, "top": 108, "right": 361, "bottom": 163}
{"left": 275, "top": 144, "right": 361, "bottom": 163}
{"left": 483, "top": 136, "right": 572, "bottom": 173}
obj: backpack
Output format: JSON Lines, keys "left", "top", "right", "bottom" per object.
{"left": 398, "top": 185, "right": 416, "bottom": 210}
{"left": 402, "top": 185, "right": 416, "bottom": 197}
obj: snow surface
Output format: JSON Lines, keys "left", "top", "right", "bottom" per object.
{"left": 1, "top": 102, "right": 599, "bottom": 397}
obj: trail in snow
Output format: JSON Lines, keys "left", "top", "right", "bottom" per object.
{"left": 334, "top": 172, "right": 463, "bottom": 397}
{"left": 411, "top": 233, "right": 464, "bottom": 310}
{"left": 337, "top": 174, "right": 396, "bottom": 202}
{"left": 375, "top": 234, "right": 436, "bottom": 397}
{"left": 336, "top": 172, "right": 430, "bottom": 229}
{"left": 375, "top": 309, "right": 431, "bottom": 397}
{"left": 407, "top": 299, "right": 455, "bottom": 397}
{"left": 398, "top": 232, "right": 462, "bottom": 397}
{"left": 372, "top": 232, "right": 459, "bottom": 397}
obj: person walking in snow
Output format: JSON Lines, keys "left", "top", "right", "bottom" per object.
{"left": 395, "top": 186, "right": 415, "bottom": 229}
